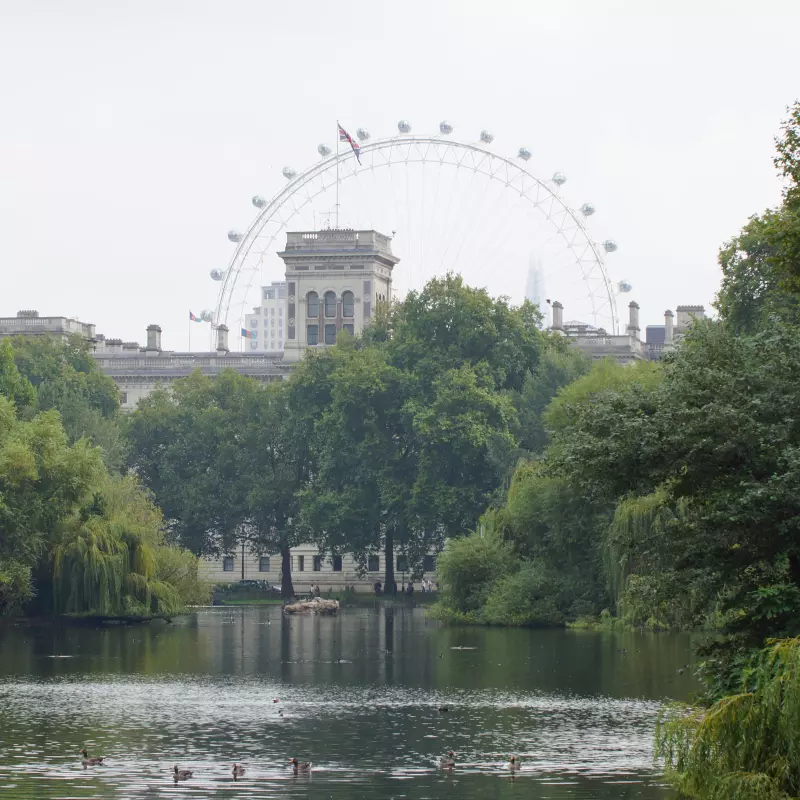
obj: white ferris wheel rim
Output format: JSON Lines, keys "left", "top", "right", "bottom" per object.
{"left": 216, "top": 133, "right": 619, "bottom": 334}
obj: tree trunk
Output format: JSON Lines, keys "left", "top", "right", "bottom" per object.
{"left": 384, "top": 528, "right": 395, "bottom": 596}
{"left": 280, "top": 543, "right": 295, "bottom": 599}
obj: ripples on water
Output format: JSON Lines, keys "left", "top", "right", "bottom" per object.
{"left": 0, "top": 607, "right": 692, "bottom": 799}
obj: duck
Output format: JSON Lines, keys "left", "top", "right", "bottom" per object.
{"left": 173, "top": 765, "right": 193, "bottom": 781}
{"left": 289, "top": 757, "right": 312, "bottom": 774}
{"left": 79, "top": 748, "right": 104, "bottom": 767}
{"left": 438, "top": 705, "right": 449, "bottom": 713}
{"left": 509, "top": 755, "right": 520, "bottom": 772}
{"left": 232, "top": 763, "right": 245, "bottom": 779}
{"left": 439, "top": 751, "right": 456, "bottom": 769}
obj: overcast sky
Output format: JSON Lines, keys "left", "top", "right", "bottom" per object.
{"left": 1, "top": 0, "right": 798, "bottom": 350}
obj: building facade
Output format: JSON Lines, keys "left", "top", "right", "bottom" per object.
{"left": 0, "top": 310, "right": 98, "bottom": 342}
{"left": 244, "top": 281, "right": 287, "bottom": 353}
{"left": 200, "top": 546, "right": 437, "bottom": 593}
{"left": 278, "top": 229, "right": 398, "bottom": 363}
{"left": 550, "top": 300, "right": 707, "bottom": 365}
{"left": 645, "top": 305, "right": 706, "bottom": 361}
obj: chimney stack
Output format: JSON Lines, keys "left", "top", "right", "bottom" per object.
{"left": 551, "top": 300, "right": 563, "bottom": 330}
{"left": 626, "top": 301, "right": 640, "bottom": 338}
{"left": 216, "top": 324, "right": 229, "bottom": 353}
{"left": 146, "top": 324, "right": 162, "bottom": 353}
{"left": 664, "top": 309, "right": 674, "bottom": 344}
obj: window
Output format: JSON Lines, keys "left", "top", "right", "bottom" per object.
{"left": 250, "top": 342, "right": 258, "bottom": 350}
{"left": 251, "top": 319, "right": 258, "bottom": 327}
{"left": 342, "top": 323, "right": 354, "bottom": 336}
{"left": 324, "top": 324, "right": 336, "bottom": 345}
{"left": 307, "top": 292, "right": 319, "bottom": 317}
{"left": 423, "top": 555, "right": 436, "bottom": 572}
{"left": 223, "top": 556, "right": 234, "bottom": 572}
{"left": 397, "top": 555, "right": 408, "bottom": 572}
{"left": 313, "top": 555, "right": 322, "bottom": 572}
{"left": 332, "top": 555, "right": 343, "bottom": 572}
{"left": 342, "top": 290, "right": 354, "bottom": 318}
{"left": 279, "top": 307, "right": 283, "bottom": 316}
{"left": 120, "top": 392, "right": 128, "bottom": 405}
{"left": 307, "top": 325, "right": 319, "bottom": 345}
{"left": 271, "top": 308, "right": 275, "bottom": 316}
{"left": 297, "top": 555, "right": 305, "bottom": 572}
{"left": 271, "top": 318, "right": 275, "bottom": 327}
{"left": 324, "top": 291, "right": 336, "bottom": 317}
{"left": 368, "top": 555, "right": 380, "bottom": 572}
{"left": 259, "top": 556, "right": 270, "bottom": 572}
{"left": 270, "top": 340, "right": 275, "bottom": 349}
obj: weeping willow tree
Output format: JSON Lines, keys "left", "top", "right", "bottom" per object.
{"left": 656, "top": 637, "right": 800, "bottom": 800}
{"left": 604, "top": 487, "right": 700, "bottom": 630}
{"left": 53, "top": 476, "right": 203, "bottom": 617}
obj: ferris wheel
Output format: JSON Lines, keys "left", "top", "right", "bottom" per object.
{"left": 210, "top": 120, "right": 625, "bottom": 339}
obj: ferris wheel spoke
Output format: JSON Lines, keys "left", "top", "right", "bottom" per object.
{"left": 217, "top": 133, "right": 619, "bottom": 334}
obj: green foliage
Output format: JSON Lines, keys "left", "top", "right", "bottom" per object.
{"left": 127, "top": 370, "right": 309, "bottom": 597}
{"left": 53, "top": 475, "right": 206, "bottom": 617}
{"left": 480, "top": 563, "right": 566, "bottom": 626}
{"left": 656, "top": 637, "right": 800, "bottom": 800}
{"left": 716, "top": 102, "right": 800, "bottom": 332}
{"left": 433, "top": 531, "right": 516, "bottom": 619}
{"left": 514, "top": 339, "right": 589, "bottom": 454}
{"left": 0, "top": 339, "right": 36, "bottom": 409}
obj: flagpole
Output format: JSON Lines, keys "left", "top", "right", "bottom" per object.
{"left": 188, "top": 315, "right": 191, "bottom": 353}
{"left": 335, "top": 120, "right": 340, "bottom": 229}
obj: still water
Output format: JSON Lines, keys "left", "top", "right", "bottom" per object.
{"left": 0, "top": 606, "right": 695, "bottom": 799}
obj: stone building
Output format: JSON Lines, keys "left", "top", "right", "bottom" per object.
{"left": 0, "top": 309, "right": 98, "bottom": 342}
{"left": 278, "top": 229, "right": 397, "bottom": 363}
{"left": 199, "top": 546, "right": 437, "bottom": 593}
{"left": 244, "top": 281, "right": 287, "bottom": 353}
{"left": 645, "top": 305, "right": 706, "bottom": 361}
{"left": 550, "top": 300, "right": 707, "bottom": 365}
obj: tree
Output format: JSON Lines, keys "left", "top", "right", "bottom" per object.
{"left": 716, "top": 102, "right": 800, "bottom": 332}
{"left": 127, "top": 370, "right": 309, "bottom": 598}
{"left": 0, "top": 339, "right": 36, "bottom": 409}
{"left": 8, "top": 335, "right": 123, "bottom": 469}
{"left": 0, "top": 396, "right": 104, "bottom": 613}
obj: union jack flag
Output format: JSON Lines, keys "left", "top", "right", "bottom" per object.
{"left": 338, "top": 122, "right": 361, "bottom": 165}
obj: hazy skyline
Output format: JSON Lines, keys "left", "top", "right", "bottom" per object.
{"left": 2, "top": 1, "right": 798, "bottom": 349}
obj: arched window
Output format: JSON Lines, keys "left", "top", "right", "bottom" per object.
{"left": 307, "top": 291, "right": 319, "bottom": 318}
{"left": 342, "top": 290, "right": 354, "bottom": 318}
{"left": 324, "top": 291, "right": 337, "bottom": 318}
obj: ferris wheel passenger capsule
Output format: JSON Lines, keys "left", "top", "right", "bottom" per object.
{"left": 439, "top": 120, "right": 453, "bottom": 135}
{"left": 227, "top": 230, "right": 243, "bottom": 243}
{"left": 480, "top": 130, "right": 494, "bottom": 144}
{"left": 552, "top": 172, "right": 567, "bottom": 186}
{"left": 518, "top": 147, "right": 531, "bottom": 161}
{"left": 603, "top": 239, "right": 618, "bottom": 253}
{"left": 317, "top": 143, "right": 332, "bottom": 157}
{"left": 617, "top": 280, "right": 632, "bottom": 293}
{"left": 210, "top": 268, "right": 225, "bottom": 281}
{"left": 356, "top": 128, "right": 370, "bottom": 141}
{"left": 200, "top": 310, "right": 213, "bottom": 322}
{"left": 252, "top": 195, "right": 266, "bottom": 208}
{"left": 397, "top": 120, "right": 412, "bottom": 134}
{"left": 581, "top": 202, "right": 596, "bottom": 217}
{"left": 282, "top": 166, "right": 297, "bottom": 180}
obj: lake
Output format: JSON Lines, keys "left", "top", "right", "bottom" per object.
{"left": 0, "top": 606, "right": 695, "bottom": 799}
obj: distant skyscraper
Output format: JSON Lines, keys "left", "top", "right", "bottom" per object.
{"left": 525, "top": 254, "right": 548, "bottom": 325}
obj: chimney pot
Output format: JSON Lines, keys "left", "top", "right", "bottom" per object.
{"left": 146, "top": 324, "right": 162, "bottom": 352}
{"left": 551, "top": 300, "right": 564, "bottom": 330}
{"left": 216, "top": 324, "right": 230, "bottom": 353}
{"left": 664, "top": 309, "right": 674, "bottom": 344}
{"left": 626, "top": 301, "right": 640, "bottom": 339}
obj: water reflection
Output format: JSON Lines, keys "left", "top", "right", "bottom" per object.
{"left": 0, "top": 607, "right": 689, "bottom": 798}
